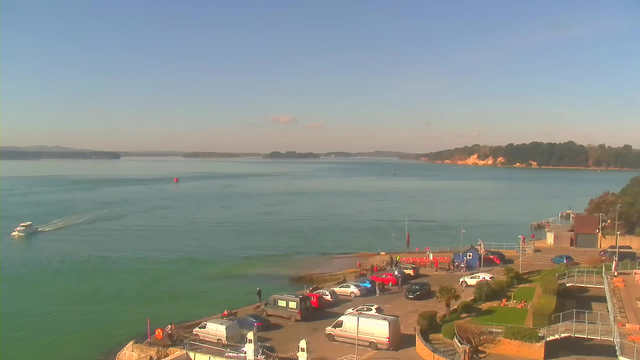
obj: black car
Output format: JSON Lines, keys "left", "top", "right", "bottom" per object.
{"left": 236, "top": 314, "right": 271, "bottom": 332}
{"left": 599, "top": 245, "right": 633, "bottom": 257}
{"left": 602, "top": 250, "right": 637, "bottom": 262}
{"left": 405, "top": 282, "right": 431, "bottom": 300}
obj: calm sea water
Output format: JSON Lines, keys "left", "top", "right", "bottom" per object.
{"left": 1, "top": 157, "right": 637, "bottom": 359}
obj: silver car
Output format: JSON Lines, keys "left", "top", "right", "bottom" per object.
{"left": 331, "top": 283, "right": 364, "bottom": 297}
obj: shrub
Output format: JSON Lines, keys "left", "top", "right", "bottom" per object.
{"left": 503, "top": 267, "right": 521, "bottom": 287}
{"left": 531, "top": 294, "right": 557, "bottom": 327}
{"left": 442, "top": 322, "right": 456, "bottom": 340}
{"left": 458, "top": 300, "right": 474, "bottom": 314}
{"left": 503, "top": 326, "right": 541, "bottom": 343}
{"left": 474, "top": 281, "right": 495, "bottom": 302}
{"left": 417, "top": 310, "right": 441, "bottom": 334}
{"left": 440, "top": 311, "right": 461, "bottom": 325}
{"left": 491, "top": 280, "right": 509, "bottom": 297}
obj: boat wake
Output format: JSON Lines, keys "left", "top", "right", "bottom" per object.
{"left": 37, "top": 213, "right": 99, "bottom": 232}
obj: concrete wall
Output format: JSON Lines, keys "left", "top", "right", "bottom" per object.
{"left": 600, "top": 235, "right": 640, "bottom": 249}
{"left": 485, "top": 338, "right": 545, "bottom": 360}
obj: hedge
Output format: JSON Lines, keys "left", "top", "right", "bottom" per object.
{"left": 503, "top": 326, "right": 542, "bottom": 343}
{"left": 457, "top": 301, "right": 474, "bottom": 314}
{"left": 531, "top": 294, "right": 557, "bottom": 328}
{"left": 417, "top": 310, "right": 441, "bottom": 334}
{"left": 442, "top": 322, "right": 456, "bottom": 340}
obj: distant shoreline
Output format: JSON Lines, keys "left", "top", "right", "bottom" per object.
{"left": 413, "top": 160, "right": 640, "bottom": 171}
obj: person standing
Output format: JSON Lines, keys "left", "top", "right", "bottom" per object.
{"left": 398, "top": 274, "right": 403, "bottom": 289}
{"left": 375, "top": 281, "right": 381, "bottom": 296}
{"left": 256, "top": 287, "right": 262, "bottom": 304}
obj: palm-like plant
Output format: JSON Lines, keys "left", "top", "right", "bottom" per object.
{"left": 436, "top": 284, "right": 461, "bottom": 317}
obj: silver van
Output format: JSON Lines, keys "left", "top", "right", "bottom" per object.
{"left": 192, "top": 319, "right": 243, "bottom": 344}
{"left": 325, "top": 313, "right": 401, "bottom": 350}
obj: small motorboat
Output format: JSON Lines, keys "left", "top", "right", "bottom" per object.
{"left": 11, "top": 222, "right": 38, "bottom": 236}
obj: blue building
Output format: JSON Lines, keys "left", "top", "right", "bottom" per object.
{"left": 452, "top": 245, "right": 481, "bottom": 270}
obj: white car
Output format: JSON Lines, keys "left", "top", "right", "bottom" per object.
{"left": 345, "top": 304, "right": 384, "bottom": 315}
{"left": 331, "top": 283, "right": 364, "bottom": 297}
{"left": 459, "top": 272, "right": 494, "bottom": 286}
{"left": 314, "top": 289, "right": 339, "bottom": 302}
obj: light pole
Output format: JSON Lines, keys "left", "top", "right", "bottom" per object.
{"left": 355, "top": 312, "right": 360, "bottom": 358}
{"left": 518, "top": 236, "right": 523, "bottom": 273}
{"left": 615, "top": 204, "right": 620, "bottom": 262}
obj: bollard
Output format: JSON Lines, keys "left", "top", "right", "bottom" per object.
{"left": 246, "top": 331, "right": 256, "bottom": 360}
{"left": 297, "top": 339, "right": 310, "bottom": 360}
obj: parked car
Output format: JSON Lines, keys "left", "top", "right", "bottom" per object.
{"left": 345, "top": 304, "right": 384, "bottom": 315}
{"left": 371, "top": 273, "right": 398, "bottom": 286}
{"left": 192, "top": 319, "right": 243, "bottom": 344}
{"left": 405, "top": 282, "right": 431, "bottom": 300}
{"left": 483, "top": 250, "right": 506, "bottom": 265}
{"left": 236, "top": 314, "right": 271, "bottom": 332}
{"left": 307, "top": 292, "right": 328, "bottom": 309}
{"left": 459, "top": 272, "right": 494, "bottom": 286}
{"left": 314, "top": 289, "right": 339, "bottom": 302}
{"left": 391, "top": 267, "right": 410, "bottom": 281}
{"left": 551, "top": 255, "right": 575, "bottom": 264}
{"left": 400, "top": 264, "right": 420, "bottom": 277}
{"left": 326, "top": 313, "right": 402, "bottom": 350}
{"left": 260, "top": 294, "right": 313, "bottom": 321}
{"left": 602, "top": 250, "right": 637, "bottom": 262}
{"left": 224, "top": 343, "right": 277, "bottom": 360}
{"left": 331, "top": 283, "right": 364, "bottom": 297}
{"left": 599, "top": 245, "right": 633, "bottom": 256}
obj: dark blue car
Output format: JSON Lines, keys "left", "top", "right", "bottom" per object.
{"left": 236, "top": 314, "right": 271, "bottom": 332}
{"left": 354, "top": 279, "right": 376, "bottom": 293}
{"left": 551, "top": 255, "right": 574, "bottom": 265}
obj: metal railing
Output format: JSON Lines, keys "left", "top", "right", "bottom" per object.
{"left": 602, "top": 263, "right": 640, "bottom": 360}
{"left": 426, "top": 341, "right": 459, "bottom": 360}
{"left": 557, "top": 268, "right": 604, "bottom": 288}
{"left": 544, "top": 309, "right": 613, "bottom": 341}
{"left": 430, "top": 242, "right": 535, "bottom": 254}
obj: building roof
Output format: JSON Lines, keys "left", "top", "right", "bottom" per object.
{"left": 573, "top": 214, "right": 599, "bottom": 234}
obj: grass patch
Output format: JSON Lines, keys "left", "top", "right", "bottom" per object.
{"left": 531, "top": 294, "right": 557, "bottom": 328}
{"left": 473, "top": 306, "right": 528, "bottom": 326}
{"left": 513, "top": 287, "right": 536, "bottom": 302}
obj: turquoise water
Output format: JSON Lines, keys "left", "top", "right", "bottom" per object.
{"left": 1, "top": 158, "right": 637, "bottom": 359}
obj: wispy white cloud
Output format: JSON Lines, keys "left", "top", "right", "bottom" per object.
{"left": 267, "top": 115, "right": 297, "bottom": 125}
{"left": 305, "top": 122, "right": 324, "bottom": 129}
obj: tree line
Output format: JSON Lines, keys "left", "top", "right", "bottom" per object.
{"left": 585, "top": 175, "right": 640, "bottom": 236}
{"left": 410, "top": 141, "right": 640, "bottom": 169}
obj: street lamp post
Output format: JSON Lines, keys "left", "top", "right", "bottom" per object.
{"left": 355, "top": 313, "right": 360, "bottom": 358}
{"left": 518, "top": 236, "right": 523, "bottom": 273}
{"left": 615, "top": 205, "right": 620, "bottom": 262}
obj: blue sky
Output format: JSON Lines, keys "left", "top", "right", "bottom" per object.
{"left": 2, "top": 1, "right": 639, "bottom": 152}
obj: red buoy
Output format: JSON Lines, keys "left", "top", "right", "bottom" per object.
{"left": 174, "top": 178, "right": 179, "bottom": 183}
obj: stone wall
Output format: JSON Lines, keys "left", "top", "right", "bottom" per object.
{"left": 485, "top": 338, "right": 545, "bottom": 360}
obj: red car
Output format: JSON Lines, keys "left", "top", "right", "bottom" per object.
{"left": 371, "top": 273, "right": 398, "bottom": 286}
{"left": 307, "top": 293, "right": 327, "bottom": 309}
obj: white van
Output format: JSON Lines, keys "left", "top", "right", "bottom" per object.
{"left": 325, "top": 313, "right": 401, "bottom": 350}
{"left": 192, "top": 319, "right": 243, "bottom": 344}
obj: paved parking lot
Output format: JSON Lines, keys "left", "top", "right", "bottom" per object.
{"left": 186, "top": 245, "right": 608, "bottom": 359}
{"left": 246, "top": 271, "right": 477, "bottom": 360}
